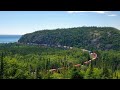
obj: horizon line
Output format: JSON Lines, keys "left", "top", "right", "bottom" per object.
{"left": 0, "top": 34, "right": 23, "bottom": 35}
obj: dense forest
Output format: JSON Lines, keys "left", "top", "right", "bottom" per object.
{"left": 0, "top": 43, "right": 120, "bottom": 79}
{"left": 19, "top": 26, "right": 120, "bottom": 51}
{"left": 0, "top": 26, "right": 120, "bottom": 79}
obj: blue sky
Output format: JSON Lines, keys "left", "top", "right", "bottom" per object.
{"left": 0, "top": 11, "right": 120, "bottom": 35}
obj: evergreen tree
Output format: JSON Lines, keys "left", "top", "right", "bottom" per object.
{"left": 71, "top": 68, "right": 83, "bottom": 79}
{"left": 0, "top": 52, "right": 4, "bottom": 79}
{"left": 101, "top": 65, "right": 111, "bottom": 79}
{"left": 85, "top": 62, "right": 94, "bottom": 79}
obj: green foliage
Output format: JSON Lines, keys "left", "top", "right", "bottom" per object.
{"left": 50, "top": 73, "right": 63, "bottom": 79}
{"left": 19, "top": 27, "right": 120, "bottom": 50}
{"left": 92, "top": 68, "right": 102, "bottom": 79}
{"left": 70, "top": 68, "right": 84, "bottom": 79}
{"left": 0, "top": 52, "right": 4, "bottom": 79}
{"left": 101, "top": 67, "right": 112, "bottom": 79}
{"left": 85, "top": 63, "right": 94, "bottom": 79}
{"left": 0, "top": 42, "right": 120, "bottom": 79}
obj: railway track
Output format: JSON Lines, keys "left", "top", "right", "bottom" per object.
{"left": 48, "top": 50, "right": 98, "bottom": 73}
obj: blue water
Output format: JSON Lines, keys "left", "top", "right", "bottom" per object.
{"left": 0, "top": 35, "right": 22, "bottom": 43}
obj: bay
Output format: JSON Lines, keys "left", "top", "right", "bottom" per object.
{"left": 0, "top": 35, "right": 22, "bottom": 43}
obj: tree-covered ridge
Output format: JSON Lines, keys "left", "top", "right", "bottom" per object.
{"left": 0, "top": 43, "right": 120, "bottom": 79}
{"left": 18, "top": 26, "right": 120, "bottom": 51}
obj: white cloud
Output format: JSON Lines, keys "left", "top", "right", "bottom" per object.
{"left": 108, "top": 14, "right": 117, "bottom": 16}
{"left": 67, "top": 11, "right": 118, "bottom": 17}
{"left": 67, "top": 11, "right": 109, "bottom": 14}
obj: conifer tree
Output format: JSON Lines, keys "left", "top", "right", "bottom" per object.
{"left": 0, "top": 52, "right": 4, "bottom": 79}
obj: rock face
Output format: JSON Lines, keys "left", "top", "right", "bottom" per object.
{"left": 18, "top": 26, "right": 120, "bottom": 50}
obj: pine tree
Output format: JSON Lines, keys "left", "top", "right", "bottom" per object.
{"left": 71, "top": 68, "right": 83, "bottom": 79}
{"left": 35, "top": 67, "right": 38, "bottom": 79}
{"left": 101, "top": 65, "right": 111, "bottom": 79}
{"left": 86, "top": 62, "right": 94, "bottom": 79}
{"left": 0, "top": 52, "right": 4, "bottom": 79}
{"left": 101, "top": 53, "right": 111, "bottom": 79}
{"left": 29, "top": 64, "right": 32, "bottom": 73}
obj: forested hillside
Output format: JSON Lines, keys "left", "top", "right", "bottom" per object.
{"left": 1, "top": 26, "right": 120, "bottom": 79}
{"left": 0, "top": 43, "right": 120, "bottom": 79}
{"left": 18, "top": 26, "right": 120, "bottom": 50}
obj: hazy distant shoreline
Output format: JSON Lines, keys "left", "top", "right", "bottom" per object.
{"left": 0, "top": 35, "right": 22, "bottom": 43}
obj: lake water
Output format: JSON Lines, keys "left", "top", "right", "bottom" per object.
{"left": 0, "top": 35, "right": 22, "bottom": 43}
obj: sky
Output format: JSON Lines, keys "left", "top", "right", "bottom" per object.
{"left": 0, "top": 11, "right": 120, "bottom": 35}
